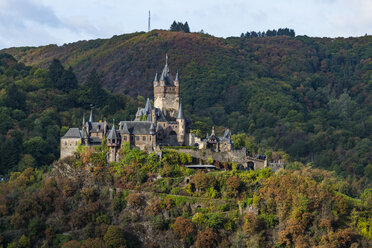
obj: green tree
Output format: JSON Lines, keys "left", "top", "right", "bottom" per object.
{"left": 104, "top": 225, "right": 127, "bottom": 248}
{"left": 86, "top": 69, "right": 107, "bottom": 107}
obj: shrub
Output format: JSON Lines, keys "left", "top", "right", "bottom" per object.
{"left": 243, "top": 212, "right": 259, "bottom": 234}
{"left": 173, "top": 216, "right": 195, "bottom": 240}
{"left": 145, "top": 197, "right": 163, "bottom": 216}
{"left": 81, "top": 238, "right": 105, "bottom": 248}
{"left": 151, "top": 214, "right": 169, "bottom": 230}
{"left": 104, "top": 225, "right": 127, "bottom": 248}
{"left": 61, "top": 240, "right": 80, "bottom": 248}
{"left": 225, "top": 176, "right": 241, "bottom": 196}
{"left": 192, "top": 213, "right": 206, "bottom": 226}
{"left": 126, "top": 193, "right": 142, "bottom": 207}
{"left": 195, "top": 228, "right": 219, "bottom": 248}
{"left": 206, "top": 213, "right": 224, "bottom": 229}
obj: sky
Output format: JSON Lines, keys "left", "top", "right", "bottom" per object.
{"left": 0, "top": 0, "right": 371, "bottom": 49}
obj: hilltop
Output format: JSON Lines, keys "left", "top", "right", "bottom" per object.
{"left": 1, "top": 30, "right": 371, "bottom": 186}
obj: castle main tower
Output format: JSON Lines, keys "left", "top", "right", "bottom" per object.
{"left": 153, "top": 55, "right": 179, "bottom": 118}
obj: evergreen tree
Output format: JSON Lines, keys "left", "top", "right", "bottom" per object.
{"left": 5, "top": 84, "right": 26, "bottom": 110}
{"left": 48, "top": 59, "right": 64, "bottom": 88}
{"left": 184, "top": 22, "right": 190, "bottom": 33}
{"left": 61, "top": 67, "right": 78, "bottom": 92}
{"left": 170, "top": 21, "right": 178, "bottom": 31}
{"left": 86, "top": 69, "right": 107, "bottom": 107}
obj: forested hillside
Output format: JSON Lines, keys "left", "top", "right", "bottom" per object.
{"left": 0, "top": 145, "right": 371, "bottom": 247}
{"left": 2, "top": 30, "right": 371, "bottom": 186}
{"left": 0, "top": 54, "right": 138, "bottom": 175}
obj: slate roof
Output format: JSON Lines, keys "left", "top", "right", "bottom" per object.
{"left": 159, "top": 60, "right": 175, "bottom": 85}
{"left": 177, "top": 103, "right": 184, "bottom": 119}
{"left": 107, "top": 125, "right": 119, "bottom": 140}
{"left": 121, "top": 122, "right": 130, "bottom": 134}
{"left": 144, "top": 98, "right": 151, "bottom": 113}
{"left": 89, "top": 137, "right": 102, "bottom": 144}
{"left": 119, "top": 121, "right": 154, "bottom": 135}
{"left": 149, "top": 122, "right": 156, "bottom": 135}
{"left": 89, "top": 110, "right": 94, "bottom": 122}
{"left": 62, "top": 128, "right": 81, "bottom": 138}
{"left": 82, "top": 128, "right": 89, "bottom": 139}
{"left": 90, "top": 122, "right": 107, "bottom": 133}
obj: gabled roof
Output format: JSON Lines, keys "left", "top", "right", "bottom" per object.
{"left": 121, "top": 122, "right": 130, "bottom": 134}
{"left": 119, "top": 121, "right": 153, "bottom": 135}
{"left": 62, "top": 128, "right": 81, "bottom": 139}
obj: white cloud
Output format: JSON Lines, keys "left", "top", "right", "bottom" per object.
{"left": 0, "top": 0, "right": 371, "bottom": 49}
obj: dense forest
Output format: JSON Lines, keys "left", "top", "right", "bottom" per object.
{"left": 2, "top": 30, "right": 371, "bottom": 187}
{"left": 0, "top": 54, "right": 139, "bottom": 175}
{"left": 0, "top": 143, "right": 371, "bottom": 247}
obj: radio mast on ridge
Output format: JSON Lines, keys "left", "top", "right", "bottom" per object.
{"left": 148, "top": 11, "right": 151, "bottom": 32}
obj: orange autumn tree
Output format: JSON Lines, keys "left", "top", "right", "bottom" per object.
{"left": 257, "top": 169, "right": 357, "bottom": 247}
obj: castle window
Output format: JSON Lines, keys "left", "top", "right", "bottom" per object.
{"left": 150, "top": 136, "right": 152, "bottom": 141}
{"left": 143, "top": 136, "right": 146, "bottom": 141}
{"left": 65, "top": 141, "right": 67, "bottom": 145}
{"left": 124, "top": 136, "right": 127, "bottom": 141}
{"left": 136, "top": 136, "right": 139, "bottom": 141}
{"left": 75, "top": 141, "right": 77, "bottom": 145}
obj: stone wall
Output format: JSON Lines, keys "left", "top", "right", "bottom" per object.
{"left": 154, "top": 85, "right": 179, "bottom": 114}
{"left": 177, "top": 148, "right": 266, "bottom": 170}
{"left": 60, "top": 138, "right": 81, "bottom": 159}
{"left": 132, "top": 134, "right": 155, "bottom": 151}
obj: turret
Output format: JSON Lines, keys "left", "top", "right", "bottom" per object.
{"left": 176, "top": 103, "right": 185, "bottom": 145}
{"left": 121, "top": 122, "right": 130, "bottom": 145}
{"left": 107, "top": 124, "right": 119, "bottom": 147}
{"left": 153, "top": 72, "right": 158, "bottom": 87}
{"left": 174, "top": 71, "right": 179, "bottom": 86}
{"left": 149, "top": 122, "right": 157, "bottom": 147}
{"left": 82, "top": 128, "right": 89, "bottom": 145}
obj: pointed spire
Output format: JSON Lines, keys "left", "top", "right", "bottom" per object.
{"left": 154, "top": 72, "right": 158, "bottom": 82}
{"left": 175, "top": 71, "right": 179, "bottom": 81}
{"left": 157, "top": 123, "right": 163, "bottom": 131}
{"left": 144, "top": 98, "right": 151, "bottom": 114}
{"left": 211, "top": 126, "right": 215, "bottom": 136}
{"left": 107, "top": 123, "right": 118, "bottom": 140}
{"left": 82, "top": 127, "right": 89, "bottom": 139}
{"left": 89, "top": 109, "right": 94, "bottom": 122}
{"left": 149, "top": 122, "right": 156, "bottom": 134}
{"left": 177, "top": 103, "right": 185, "bottom": 119}
{"left": 82, "top": 113, "right": 86, "bottom": 127}
{"left": 122, "top": 122, "right": 130, "bottom": 134}
{"left": 166, "top": 54, "right": 168, "bottom": 66}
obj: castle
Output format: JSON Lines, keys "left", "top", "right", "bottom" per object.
{"left": 60, "top": 56, "right": 234, "bottom": 162}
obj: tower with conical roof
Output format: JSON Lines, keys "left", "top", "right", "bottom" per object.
{"left": 176, "top": 103, "right": 185, "bottom": 144}
{"left": 107, "top": 121, "right": 120, "bottom": 162}
{"left": 153, "top": 55, "right": 180, "bottom": 118}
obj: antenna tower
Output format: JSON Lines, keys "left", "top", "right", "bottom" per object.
{"left": 148, "top": 11, "right": 151, "bottom": 32}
